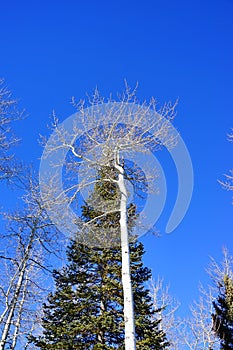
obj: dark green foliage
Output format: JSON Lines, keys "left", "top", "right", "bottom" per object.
{"left": 33, "top": 242, "right": 168, "bottom": 349}
{"left": 78, "top": 165, "right": 138, "bottom": 248}
{"left": 212, "top": 275, "right": 233, "bottom": 349}
{"left": 33, "top": 165, "right": 168, "bottom": 349}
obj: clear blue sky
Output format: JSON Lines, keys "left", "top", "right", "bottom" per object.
{"left": 0, "top": 0, "right": 233, "bottom": 316}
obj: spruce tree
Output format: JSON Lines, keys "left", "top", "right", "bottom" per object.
{"left": 33, "top": 166, "right": 168, "bottom": 349}
{"left": 212, "top": 275, "right": 233, "bottom": 349}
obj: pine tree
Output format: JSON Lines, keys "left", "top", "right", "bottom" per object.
{"left": 33, "top": 165, "right": 169, "bottom": 349}
{"left": 212, "top": 275, "right": 233, "bottom": 349}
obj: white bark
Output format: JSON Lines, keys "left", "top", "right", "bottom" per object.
{"left": 0, "top": 261, "right": 27, "bottom": 350}
{"left": 0, "top": 178, "right": 61, "bottom": 349}
{"left": 0, "top": 231, "right": 34, "bottom": 350}
{"left": 39, "top": 88, "right": 177, "bottom": 348}
{"left": 11, "top": 268, "right": 30, "bottom": 350}
{"left": 115, "top": 153, "right": 136, "bottom": 350}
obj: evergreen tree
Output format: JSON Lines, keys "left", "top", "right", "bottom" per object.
{"left": 212, "top": 275, "right": 233, "bottom": 349}
{"left": 33, "top": 166, "right": 168, "bottom": 349}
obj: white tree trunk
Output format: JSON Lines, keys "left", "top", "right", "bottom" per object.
{"left": 0, "top": 232, "right": 34, "bottom": 350}
{"left": 11, "top": 268, "right": 30, "bottom": 350}
{"left": 115, "top": 154, "right": 136, "bottom": 350}
{"left": 0, "top": 261, "right": 26, "bottom": 350}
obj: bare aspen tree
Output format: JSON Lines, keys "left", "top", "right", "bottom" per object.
{"left": 207, "top": 247, "right": 233, "bottom": 283}
{"left": 0, "top": 227, "right": 41, "bottom": 350}
{"left": 0, "top": 175, "right": 62, "bottom": 349}
{"left": 148, "top": 277, "right": 180, "bottom": 349}
{"left": 40, "top": 85, "right": 177, "bottom": 349}
{"left": 177, "top": 248, "right": 232, "bottom": 350}
{"left": 178, "top": 286, "right": 219, "bottom": 350}
{"left": 0, "top": 79, "right": 23, "bottom": 181}
{"left": 0, "top": 250, "right": 37, "bottom": 350}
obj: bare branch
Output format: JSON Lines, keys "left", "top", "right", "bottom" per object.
{"left": 0, "top": 79, "right": 24, "bottom": 181}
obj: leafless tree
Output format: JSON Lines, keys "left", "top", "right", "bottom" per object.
{"left": 207, "top": 247, "right": 233, "bottom": 283}
{"left": 0, "top": 247, "right": 41, "bottom": 350}
{"left": 177, "top": 286, "right": 219, "bottom": 350}
{"left": 0, "top": 79, "right": 24, "bottom": 181}
{"left": 39, "top": 85, "right": 177, "bottom": 349}
{"left": 177, "top": 248, "right": 232, "bottom": 350}
{"left": 0, "top": 174, "right": 63, "bottom": 349}
{"left": 148, "top": 277, "right": 180, "bottom": 349}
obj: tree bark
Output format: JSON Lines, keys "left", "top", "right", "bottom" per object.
{"left": 0, "top": 261, "right": 26, "bottom": 350}
{"left": 0, "top": 231, "right": 34, "bottom": 350}
{"left": 115, "top": 152, "right": 136, "bottom": 350}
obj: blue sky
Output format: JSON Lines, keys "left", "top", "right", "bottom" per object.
{"left": 0, "top": 0, "right": 233, "bottom": 316}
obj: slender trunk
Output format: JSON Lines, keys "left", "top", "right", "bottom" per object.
{"left": 0, "top": 231, "right": 34, "bottom": 350}
{"left": 0, "top": 270, "right": 18, "bottom": 325}
{"left": 0, "top": 260, "right": 27, "bottom": 350}
{"left": 115, "top": 153, "right": 136, "bottom": 350}
{"left": 11, "top": 269, "right": 30, "bottom": 349}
